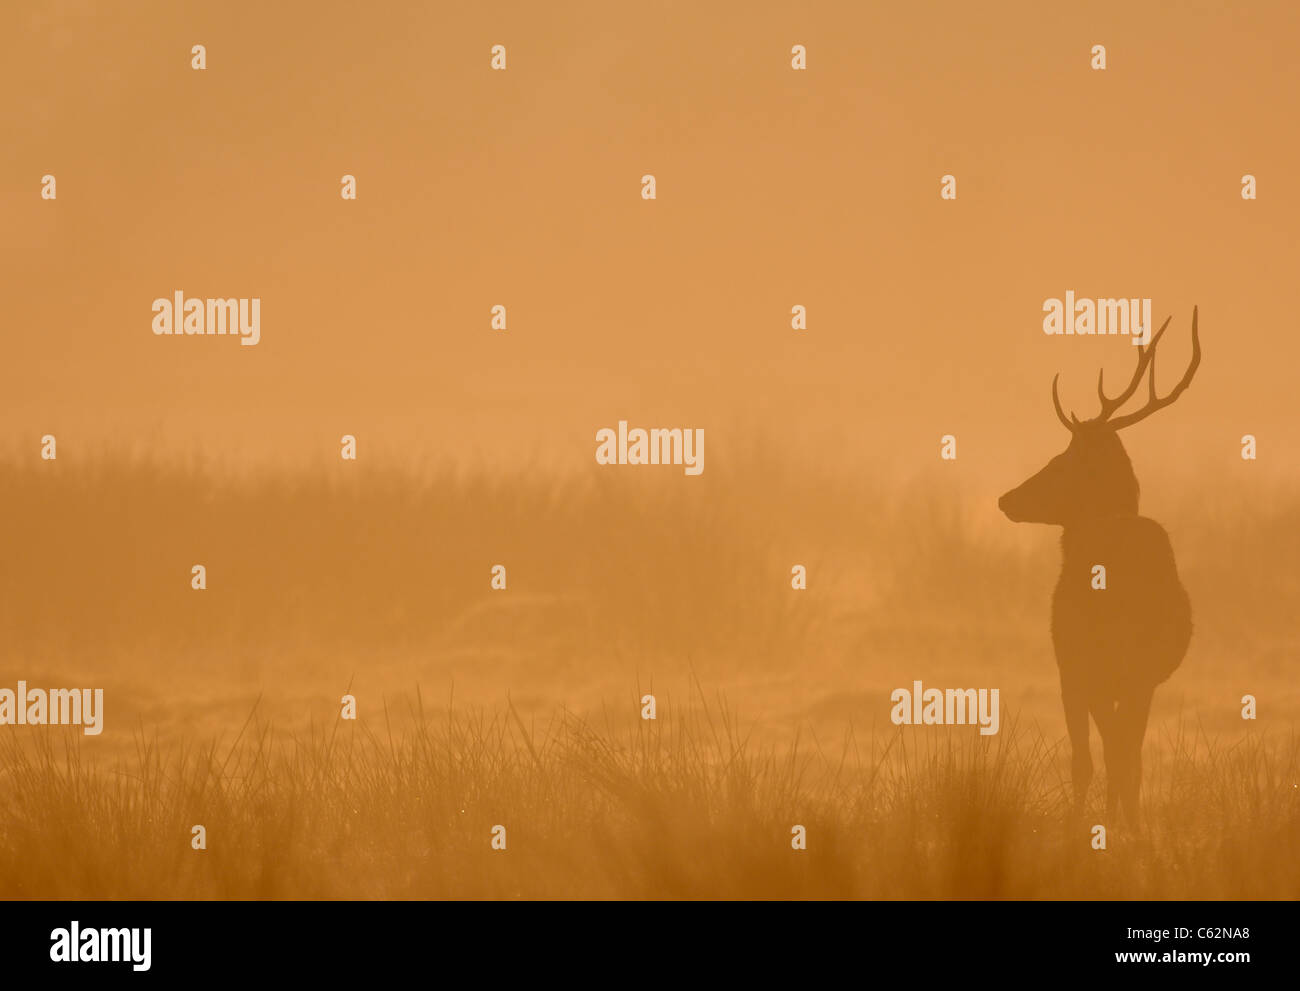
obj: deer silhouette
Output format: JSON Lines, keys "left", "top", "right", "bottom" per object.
{"left": 999, "top": 308, "right": 1201, "bottom": 822}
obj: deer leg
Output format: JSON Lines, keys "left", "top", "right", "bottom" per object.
{"left": 1095, "top": 702, "right": 1123, "bottom": 819}
{"left": 1060, "top": 673, "right": 1092, "bottom": 813}
{"left": 1116, "top": 684, "right": 1155, "bottom": 824}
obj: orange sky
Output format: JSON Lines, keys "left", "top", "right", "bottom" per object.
{"left": 3, "top": 0, "right": 1297, "bottom": 486}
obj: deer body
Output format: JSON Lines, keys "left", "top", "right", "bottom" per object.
{"left": 1051, "top": 515, "right": 1192, "bottom": 817}
{"left": 1053, "top": 516, "right": 1191, "bottom": 695}
{"left": 1000, "top": 308, "right": 1201, "bottom": 821}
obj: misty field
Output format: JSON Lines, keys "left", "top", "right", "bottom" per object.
{"left": 0, "top": 453, "right": 1297, "bottom": 898}
{"left": 1, "top": 699, "right": 1298, "bottom": 899}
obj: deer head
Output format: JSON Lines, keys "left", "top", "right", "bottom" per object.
{"left": 998, "top": 307, "right": 1201, "bottom": 527}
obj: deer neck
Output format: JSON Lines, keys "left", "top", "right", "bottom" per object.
{"left": 1060, "top": 514, "right": 1138, "bottom": 560}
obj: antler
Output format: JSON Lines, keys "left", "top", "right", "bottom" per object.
{"left": 1106, "top": 307, "right": 1200, "bottom": 429}
{"left": 1051, "top": 373, "right": 1078, "bottom": 431}
{"left": 1050, "top": 307, "right": 1201, "bottom": 431}
{"left": 1094, "top": 315, "right": 1172, "bottom": 420}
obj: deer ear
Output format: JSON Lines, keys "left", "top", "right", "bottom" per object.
{"left": 1070, "top": 413, "right": 1080, "bottom": 426}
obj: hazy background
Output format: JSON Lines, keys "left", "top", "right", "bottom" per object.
{"left": 0, "top": 0, "right": 1297, "bottom": 899}
{"left": 2, "top": 0, "right": 1297, "bottom": 485}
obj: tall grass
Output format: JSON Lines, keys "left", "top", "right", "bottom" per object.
{"left": 0, "top": 454, "right": 1296, "bottom": 898}
{"left": 1, "top": 694, "right": 1295, "bottom": 899}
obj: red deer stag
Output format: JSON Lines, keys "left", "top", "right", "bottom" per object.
{"left": 998, "top": 308, "right": 1200, "bottom": 822}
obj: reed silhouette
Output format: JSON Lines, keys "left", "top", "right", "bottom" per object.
{"left": 3, "top": 398, "right": 1300, "bottom": 899}
{"left": 999, "top": 308, "right": 1201, "bottom": 822}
